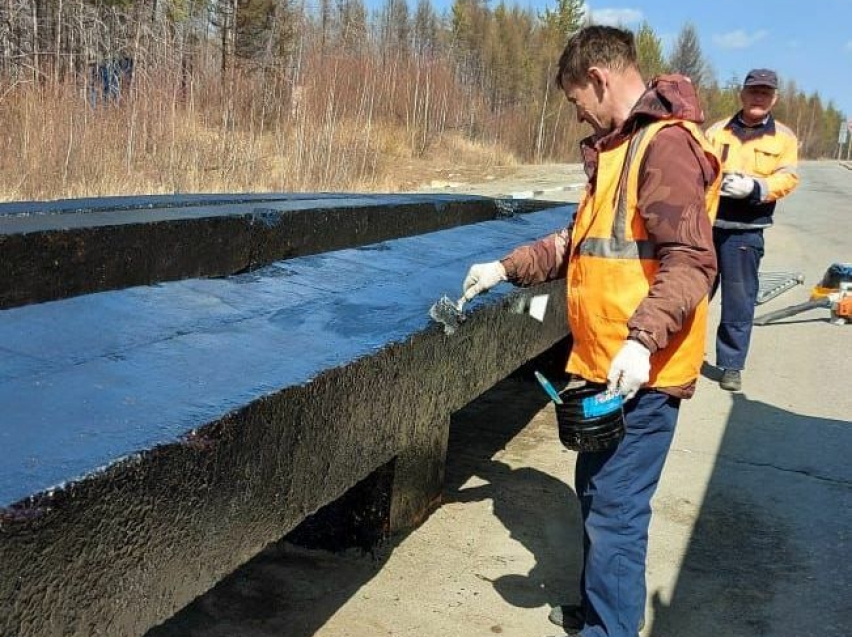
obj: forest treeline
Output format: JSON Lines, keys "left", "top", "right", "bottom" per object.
{"left": 0, "top": 0, "right": 845, "bottom": 199}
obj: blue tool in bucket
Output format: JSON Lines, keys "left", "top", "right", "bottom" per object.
{"left": 534, "top": 371, "right": 564, "bottom": 405}
{"left": 553, "top": 381, "right": 626, "bottom": 452}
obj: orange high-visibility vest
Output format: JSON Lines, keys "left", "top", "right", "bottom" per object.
{"left": 566, "top": 120, "right": 721, "bottom": 387}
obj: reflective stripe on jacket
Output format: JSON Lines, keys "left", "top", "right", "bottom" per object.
{"left": 706, "top": 114, "right": 799, "bottom": 228}
{"left": 565, "top": 120, "right": 721, "bottom": 387}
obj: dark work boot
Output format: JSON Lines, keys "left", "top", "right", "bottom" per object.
{"left": 547, "top": 603, "right": 646, "bottom": 632}
{"left": 719, "top": 369, "right": 742, "bottom": 392}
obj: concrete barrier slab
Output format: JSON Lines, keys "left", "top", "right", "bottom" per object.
{"left": 2, "top": 206, "right": 573, "bottom": 508}
{"left": 0, "top": 202, "right": 575, "bottom": 637}
{"left": 0, "top": 193, "right": 553, "bottom": 309}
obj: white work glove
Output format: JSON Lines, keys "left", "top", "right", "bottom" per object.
{"left": 461, "top": 261, "right": 507, "bottom": 303}
{"left": 607, "top": 339, "right": 651, "bottom": 401}
{"left": 720, "top": 173, "right": 756, "bottom": 199}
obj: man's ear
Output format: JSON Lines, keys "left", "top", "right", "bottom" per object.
{"left": 588, "top": 66, "right": 607, "bottom": 88}
{"left": 588, "top": 66, "right": 607, "bottom": 99}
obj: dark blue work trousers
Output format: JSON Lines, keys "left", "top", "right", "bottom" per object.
{"left": 575, "top": 390, "right": 680, "bottom": 637}
{"left": 711, "top": 227, "right": 765, "bottom": 370}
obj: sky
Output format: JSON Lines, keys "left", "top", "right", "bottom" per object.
{"left": 575, "top": 0, "right": 852, "bottom": 118}
{"left": 429, "top": 0, "right": 852, "bottom": 120}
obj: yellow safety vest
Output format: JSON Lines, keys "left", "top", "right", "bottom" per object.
{"left": 566, "top": 120, "right": 721, "bottom": 387}
{"left": 705, "top": 118, "right": 798, "bottom": 201}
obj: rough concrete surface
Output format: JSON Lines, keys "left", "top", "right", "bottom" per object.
{"left": 1, "top": 193, "right": 547, "bottom": 309}
{"left": 146, "top": 161, "right": 851, "bottom": 637}
{"left": 0, "top": 204, "right": 577, "bottom": 637}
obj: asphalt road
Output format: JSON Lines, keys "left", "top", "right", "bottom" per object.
{"left": 146, "top": 161, "right": 851, "bottom": 637}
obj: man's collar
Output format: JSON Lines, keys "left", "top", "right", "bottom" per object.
{"left": 735, "top": 112, "right": 771, "bottom": 128}
{"left": 724, "top": 111, "right": 776, "bottom": 138}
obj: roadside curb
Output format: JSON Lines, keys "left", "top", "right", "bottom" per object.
{"left": 508, "top": 183, "right": 585, "bottom": 199}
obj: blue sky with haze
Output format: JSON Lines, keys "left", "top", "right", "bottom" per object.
{"left": 423, "top": 0, "right": 852, "bottom": 119}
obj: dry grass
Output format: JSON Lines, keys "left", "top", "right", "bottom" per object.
{"left": 0, "top": 63, "right": 523, "bottom": 202}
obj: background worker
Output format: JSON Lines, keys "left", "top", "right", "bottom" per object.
{"left": 705, "top": 69, "right": 800, "bottom": 392}
{"left": 460, "top": 26, "right": 720, "bottom": 637}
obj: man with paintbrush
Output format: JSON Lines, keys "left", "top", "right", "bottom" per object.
{"left": 458, "top": 25, "right": 720, "bottom": 637}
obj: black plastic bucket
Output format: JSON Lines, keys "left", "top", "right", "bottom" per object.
{"left": 554, "top": 383, "right": 625, "bottom": 452}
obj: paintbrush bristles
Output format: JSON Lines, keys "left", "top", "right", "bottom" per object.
{"left": 429, "top": 295, "right": 467, "bottom": 335}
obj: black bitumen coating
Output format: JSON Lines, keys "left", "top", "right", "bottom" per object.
{"left": 0, "top": 204, "right": 575, "bottom": 637}
{"left": 0, "top": 193, "right": 554, "bottom": 309}
{"left": 0, "top": 206, "right": 572, "bottom": 506}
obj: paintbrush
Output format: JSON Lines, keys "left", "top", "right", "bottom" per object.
{"left": 431, "top": 288, "right": 552, "bottom": 335}
{"left": 429, "top": 295, "right": 468, "bottom": 335}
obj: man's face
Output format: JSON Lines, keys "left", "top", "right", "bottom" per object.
{"left": 562, "top": 72, "right": 610, "bottom": 136}
{"left": 740, "top": 86, "right": 778, "bottom": 124}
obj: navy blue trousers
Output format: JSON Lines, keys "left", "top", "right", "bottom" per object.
{"left": 575, "top": 390, "right": 680, "bottom": 637}
{"left": 711, "top": 227, "right": 765, "bottom": 370}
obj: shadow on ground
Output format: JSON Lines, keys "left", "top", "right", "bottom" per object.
{"left": 144, "top": 340, "right": 581, "bottom": 636}
{"left": 648, "top": 392, "right": 852, "bottom": 637}
{"left": 442, "top": 342, "right": 582, "bottom": 610}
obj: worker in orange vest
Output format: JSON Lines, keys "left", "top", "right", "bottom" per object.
{"left": 460, "top": 26, "right": 720, "bottom": 637}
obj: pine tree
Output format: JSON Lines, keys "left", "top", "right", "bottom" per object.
{"left": 232, "top": 0, "right": 295, "bottom": 64}
{"left": 336, "top": 0, "right": 368, "bottom": 54}
{"left": 667, "top": 22, "right": 708, "bottom": 86}
{"left": 634, "top": 21, "right": 666, "bottom": 79}
{"left": 412, "top": 0, "right": 440, "bottom": 57}
{"left": 540, "top": 0, "right": 585, "bottom": 42}
{"left": 450, "top": 0, "right": 489, "bottom": 85}
{"left": 380, "top": 0, "right": 410, "bottom": 54}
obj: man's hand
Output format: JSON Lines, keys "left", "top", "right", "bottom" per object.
{"left": 461, "top": 261, "right": 507, "bottom": 303}
{"left": 720, "top": 173, "right": 756, "bottom": 199}
{"left": 607, "top": 340, "right": 651, "bottom": 400}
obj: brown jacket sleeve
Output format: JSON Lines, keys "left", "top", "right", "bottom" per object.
{"left": 627, "top": 125, "right": 719, "bottom": 354}
{"left": 499, "top": 226, "right": 572, "bottom": 286}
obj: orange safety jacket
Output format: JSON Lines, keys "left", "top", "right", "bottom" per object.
{"left": 705, "top": 114, "right": 799, "bottom": 228}
{"left": 566, "top": 120, "right": 721, "bottom": 388}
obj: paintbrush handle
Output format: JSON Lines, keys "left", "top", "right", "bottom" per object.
{"left": 534, "top": 371, "right": 564, "bottom": 405}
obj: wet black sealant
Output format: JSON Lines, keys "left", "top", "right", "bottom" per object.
{"left": 0, "top": 200, "right": 576, "bottom": 637}
{"left": 0, "top": 205, "right": 574, "bottom": 508}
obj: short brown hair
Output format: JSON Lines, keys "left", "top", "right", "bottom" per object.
{"left": 555, "top": 25, "right": 638, "bottom": 89}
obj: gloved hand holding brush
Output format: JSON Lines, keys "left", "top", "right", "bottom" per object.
{"left": 430, "top": 260, "right": 507, "bottom": 336}
{"left": 461, "top": 261, "right": 507, "bottom": 305}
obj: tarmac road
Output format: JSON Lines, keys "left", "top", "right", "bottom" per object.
{"left": 147, "top": 160, "right": 851, "bottom": 637}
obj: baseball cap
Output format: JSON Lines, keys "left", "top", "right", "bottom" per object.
{"left": 743, "top": 68, "right": 778, "bottom": 89}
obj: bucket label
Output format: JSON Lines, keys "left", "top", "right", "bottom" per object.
{"left": 582, "top": 390, "right": 623, "bottom": 418}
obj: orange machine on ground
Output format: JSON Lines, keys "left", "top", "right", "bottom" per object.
{"left": 753, "top": 263, "right": 852, "bottom": 326}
